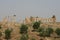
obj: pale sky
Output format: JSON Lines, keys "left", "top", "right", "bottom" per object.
{"left": 0, "top": 0, "right": 60, "bottom": 22}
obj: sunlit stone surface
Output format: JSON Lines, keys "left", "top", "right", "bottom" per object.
{"left": 0, "top": 15, "right": 60, "bottom": 40}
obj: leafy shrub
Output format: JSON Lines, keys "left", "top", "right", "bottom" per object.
{"left": 20, "top": 24, "right": 28, "bottom": 34}
{"left": 38, "top": 27, "right": 44, "bottom": 32}
{"left": 5, "top": 29, "right": 12, "bottom": 40}
{"left": 45, "top": 27, "right": 53, "bottom": 37}
{"left": 55, "top": 28, "right": 60, "bottom": 35}
{"left": 39, "top": 27, "right": 53, "bottom": 37}
{"left": 33, "top": 21, "right": 41, "bottom": 29}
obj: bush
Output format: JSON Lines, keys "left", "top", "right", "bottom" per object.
{"left": 39, "top": 30, "right": 45, "bottom": 37}
{"left": 45, "top": 27, "right": 53, "bottom": 37}
{"left": 55, "top": 28, "right": 60, "bottom": 36}
{"left": 38, "top": 27, "right": 44, "bottom": 32}
{"left": 39, "top": 27, "right": 53, "bottom": 37}
{"left": 20, "top": 24, "right": 28, "bottom": 34}
{"left": 38, "top": 27, "right": 45, "bottom": 37}
{"left": 5, "top": 29, "right": 12, "bottom": 40}
{"left": 32, "top": 21, "right": 41, "bottom": 29}
{"left": 46, "top": 27, "right": 53, "bottom": 34}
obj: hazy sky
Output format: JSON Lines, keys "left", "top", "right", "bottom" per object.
{"left": 0, "top": 0, "right": 60, "bottom": 22}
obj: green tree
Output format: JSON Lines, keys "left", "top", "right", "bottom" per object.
{"left": 39, "top": 30, "right": 45, "bottom": 37}
{"left": 55, "top": 28, "right": 60, "bottom": 36}
{"left": 5, "top": 29, "right": 12, "bottom": 40}
{"left": 39, "top": 27, "right": 53, "bottom": 37}
{"left": 32, "top": 21, "right": 41, "bottom": 30}
{"left": 20, "top": 24, "right": 28, "bottom": 34}
{"left": 38, "top": 27, "right": 44, "bottom": 32}
{"left": 45, "top": 27, "right": 53, "bottom": 37}
{"left": 38, "top": 27, "right": 45, "bottom": 37}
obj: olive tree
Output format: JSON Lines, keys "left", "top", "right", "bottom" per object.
{"left": 45, "top": 27, "right": 53, "bottom": 37}
{"left": 39, "top": 27, "right": 53, "bottom": 37}
{"left": 20, "top": 24, "right": 28, "bottom": 34}
{"left": 38, "top": 27, "right": 44, "bottom": 32}
{"left": 32, "top": 21, "right": 41, "bottom": 30}
{"left": 55, "top": 28, "right": 60, "bottom": 36}
{"left": 5, "top": 29, "right": 12, "bottom": 40}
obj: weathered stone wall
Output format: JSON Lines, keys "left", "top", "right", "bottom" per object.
{"left": 25, "top": 16, "right": 56, "bottom": 24}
